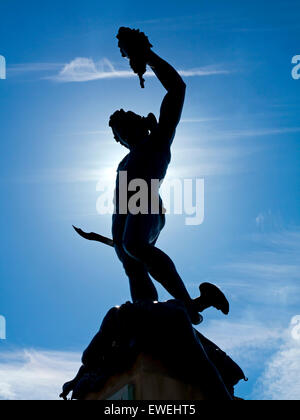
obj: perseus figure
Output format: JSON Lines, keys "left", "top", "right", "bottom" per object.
{"left": 75, "top": 28, "right": 229, "bottom": 325}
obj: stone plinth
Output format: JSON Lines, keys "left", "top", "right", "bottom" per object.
{"left": 85, "top": 354, "right": 206, "bottom": 400}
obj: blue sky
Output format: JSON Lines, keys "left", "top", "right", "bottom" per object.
{"left": 0, "top": 0, "right": 300, "bottom": 400}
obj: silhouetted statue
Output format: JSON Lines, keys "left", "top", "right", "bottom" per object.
{"left": 74, "top": 28, "right": 229, "bottom": 325}
{"left": 64, "top": 28, "right": 247, "bottom": 402}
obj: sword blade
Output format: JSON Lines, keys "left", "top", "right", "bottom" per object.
{"left": 73, "top": 226, "right": 114, "bottom": 248}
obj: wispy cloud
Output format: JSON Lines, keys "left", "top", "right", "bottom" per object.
{"left": 49, "top": 57, "right": 231, "bottom": 83}
{"left": 201, "top": 314, "right": 300, "bottom": 400}
{"left": 133, "top": 13, "right": 300, "bottom": 33}
{"left": 0, "top": 350, "right": 80, "bottom": 400}
{"left": 8, "top": 63, "right": 63, "bottom": 74}
{"left": 181, "top": 117, "right": 225, "bottom": 123}
{"left": 203, "top": 315, "right": 300, "bottom": 400}
{"left": 180, "top": 125, "right": 300, "bottom": 140}
{"left": 221, "top": 127, "right": 300, "bottom": 138}
{"left": 219, "top": 228, "right": 300, "bottom": 306}
{"left": 201, "top": 319, "right": 282, "bottom": 364}
{"left": 179, "top": 66, "right": 231, "bottom": 77}
{"left": 257, "top": 320, "right": 300, "bottom": 400}
{"left": 6, "top": 57, "right": 231, "bottom": 82}
{"left": 70, "top": 130, "right": 111, "bottom": 136}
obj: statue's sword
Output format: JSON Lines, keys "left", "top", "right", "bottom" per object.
{"left": 73, "top": 226, "right": 114, "bottom": 248}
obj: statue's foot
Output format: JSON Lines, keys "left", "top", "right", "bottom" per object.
{"left": 194, "top": 283, "right": 230, "bottom": 315}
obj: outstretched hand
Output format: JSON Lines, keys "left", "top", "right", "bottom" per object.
{"left": 116, "top": 27, "right": 153, "bottom": 88}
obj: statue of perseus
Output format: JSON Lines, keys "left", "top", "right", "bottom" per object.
{"left": 74, "top": 27, "right": 229, "bottom": 325}
{"left": 64, "top": 28, "right": 247, "bottom": 401}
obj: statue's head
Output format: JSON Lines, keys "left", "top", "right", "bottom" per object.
{"left": 109, "top": 109, "right": 157, "bottom": 149}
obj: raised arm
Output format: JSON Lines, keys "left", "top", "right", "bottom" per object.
{"left": 117, "top": 27, "right": 186, "bottom": 145}
{"left": 147, "top": 50, "right": 186, "bottom": 145}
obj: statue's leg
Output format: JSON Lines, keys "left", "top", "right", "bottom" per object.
{"left": 112, "top": 214, "right": 158, "bottom": 302}
{"left": 122, "top": 214, "right": 201, "bottom": 324}
{"left": 115, "top": 243, "right": 158, "bottom": 302}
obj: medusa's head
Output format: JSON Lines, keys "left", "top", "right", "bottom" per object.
{"left": 109, "top": 109, "right": 157, "bottom": 149}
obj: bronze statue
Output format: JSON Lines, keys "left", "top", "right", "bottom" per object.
{"left": 63, "top": 28, "right": 247, "bottom": 401}
{"left": 74, "top": 27, "right": 229, "bottom": 325}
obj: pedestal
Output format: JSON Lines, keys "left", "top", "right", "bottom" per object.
{"left": 85, "top": 354, "right": 206, "bottom": 401}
